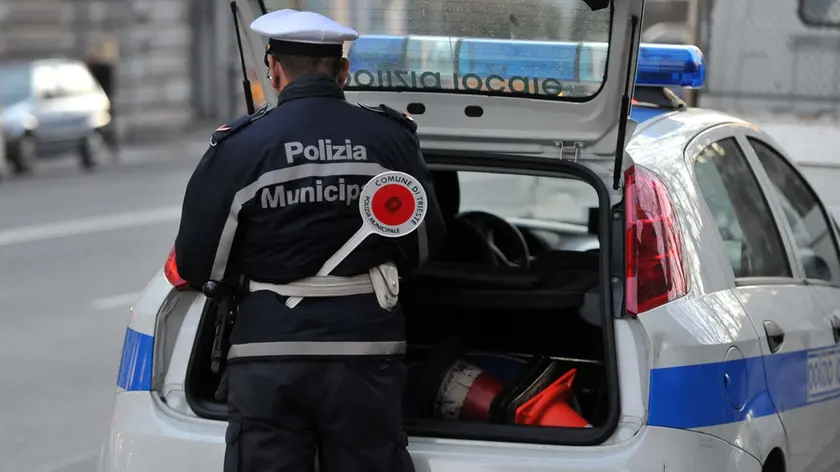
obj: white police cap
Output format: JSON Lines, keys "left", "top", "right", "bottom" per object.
{"left": 251, "top": 10, "right": 359, "bottom": 58}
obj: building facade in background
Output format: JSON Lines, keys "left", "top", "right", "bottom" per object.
{"left": 0, "top": 0, "right": 246, "bottom": 143}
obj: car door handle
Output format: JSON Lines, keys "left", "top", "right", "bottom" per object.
{"left": 830, "top": 315, "right": 840, "bottom": 344}
{"left": 763, "top": 320, "right": 785, "bottom": 354}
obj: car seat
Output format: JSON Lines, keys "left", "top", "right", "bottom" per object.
{"left": 430, "top": 170, "right": 496, "bottom": 265}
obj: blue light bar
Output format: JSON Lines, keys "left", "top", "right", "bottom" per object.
{"left": 346, "top": 35, "right": 406, "bottom": 72}
{"left": 635, "top": 43, "right": 706, "bottom": 88}
{"left": 345, "top": 36, "right": 706, "bottom": 90}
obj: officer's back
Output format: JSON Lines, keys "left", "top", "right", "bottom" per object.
{"left": 233, "top": 76, "right": 427, "bottom": 281}
{"left": 219, "top": 75, "right": 441, "bottom": 346}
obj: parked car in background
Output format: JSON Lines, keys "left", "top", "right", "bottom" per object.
{"left": 0, "top": 58, "right": 111, "bottom": 174}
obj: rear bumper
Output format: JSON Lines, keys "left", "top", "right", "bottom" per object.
{"left": 99, "top": 392, "right": 762, "bottom": 472}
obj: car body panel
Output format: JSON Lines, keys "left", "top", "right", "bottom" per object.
{"left": 733, "top": 128, "right": 840, "bottom": 472}
{"left": 622, "top": 112, "right": 787, "bottom": 463}
{"left": 633, "top": 113, "right": 840, "bottom": 470}
{"left": 614, "top": 108, "right": 840, "bottom": 467}
{"left": 102, "top": 104, "right": 840, "bottom": 472}
{"left": 99, "top": 392, "right": 761, "bottom": 472}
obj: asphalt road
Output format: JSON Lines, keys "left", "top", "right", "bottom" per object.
{"left": 0, "top": 135, "right": 209, "bottom": 472}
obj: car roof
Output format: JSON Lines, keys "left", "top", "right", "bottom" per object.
{"left": 627, "top": 106, "right": 749, "bottom": 170}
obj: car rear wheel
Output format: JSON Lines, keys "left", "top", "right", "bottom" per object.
{"left": 10, "top": 134, "right": 37, "bottom": 175}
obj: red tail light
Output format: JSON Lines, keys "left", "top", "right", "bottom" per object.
{"left": 624, "top": 165, "right": 688, "bottom": 316}
{"left": 164, "top": 247, "right": 189, "bottom": 289}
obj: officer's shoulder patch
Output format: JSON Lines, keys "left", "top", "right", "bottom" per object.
{"left": 357, "top": 103, "right": 417, "bottom": 134}
{"left": 210, "top": 102, "right": 273, "bottom": 146}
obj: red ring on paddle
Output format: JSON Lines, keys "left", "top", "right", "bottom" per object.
{"left": 371, "top": 184, "right": 415, "bottom": 226}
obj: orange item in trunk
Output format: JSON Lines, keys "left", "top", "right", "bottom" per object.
{"left": 515, "top": 368, "right": 591, "bottom": 428}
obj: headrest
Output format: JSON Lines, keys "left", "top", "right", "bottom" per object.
{"left": 587, "top": 207, "right": 599, "bottom": 234}
{"left": 431, "top": 170, "right": 460, "bottom": 221}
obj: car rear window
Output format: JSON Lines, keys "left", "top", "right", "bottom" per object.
{"left": 264, "top": 0, "right": 613, "bottom": 99}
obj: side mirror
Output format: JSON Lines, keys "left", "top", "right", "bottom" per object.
{"left": 799, "top": 0, "right": 840, "bottom": 26}
{"left": 803, "top": 253, "right": 832, "bottom": 281}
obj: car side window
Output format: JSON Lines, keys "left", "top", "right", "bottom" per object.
{"left": 748, "top": 138, "right": 840, "bottom": 284}
{"left": 32, "top": 65, "right": 61, "bottom": 100}
{"left": 693, "top": 138, "right": 792, "bottom": 278}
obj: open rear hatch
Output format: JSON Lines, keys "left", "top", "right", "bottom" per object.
{"left": 239, "top": 0, "right": 645, "bottom": 167}
{"left": 182, "top": 0, "right": 648, "bottom": 446}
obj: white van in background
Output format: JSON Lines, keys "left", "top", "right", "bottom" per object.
{"left": 641, "top": 0, "right": 840, "bottom": 219}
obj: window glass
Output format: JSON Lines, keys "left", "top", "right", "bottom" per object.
{"left": 265, "top": 0, "right": 612, "bottom": 99}
{"left": 749, "top": 138, "right": 840, "bottom": 284}
{"left": 458, "top": 172, "right": 598, "bottom": 224}
{"left": 405, "top": 37, "right": 457, "bottom": 78}
{"left": 0, "top": 64, "right": 33, "bottom": 106}
{"left": 446, "top": 170, "right": 600, "bottom": 251}
{"left": 693, "top": 138, "right": 791, "bottom": 278}
{"left": 798, "top": 0, "right": 840, "bottom": 26}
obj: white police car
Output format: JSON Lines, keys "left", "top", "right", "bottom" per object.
{"left": 98, "top": 1, "right": 840, "bottom": 471}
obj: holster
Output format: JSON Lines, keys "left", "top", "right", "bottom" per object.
{"left": 369, "top": 261, "right": 400, "bottom": 311}
{"left": 208, "top": 281, "right": 243, "bottom": 375}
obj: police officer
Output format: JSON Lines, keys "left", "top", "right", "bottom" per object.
{"left": 173, "top": 8, "right": 446, "bottom": 472}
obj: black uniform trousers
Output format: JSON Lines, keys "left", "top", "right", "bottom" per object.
{"left": 221, "top": 357, "right": 415, "bottom": 472}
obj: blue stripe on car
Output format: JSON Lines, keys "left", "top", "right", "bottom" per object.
{"left": 649, "top": 346, "right": 840, "bottom": 429}
{"left": 117, "top": 327, "right": 154, "bottom": 391}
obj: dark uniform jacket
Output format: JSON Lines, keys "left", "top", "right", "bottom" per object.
{"left": 173, "top": 75, "right": 446, "bottom": 357}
